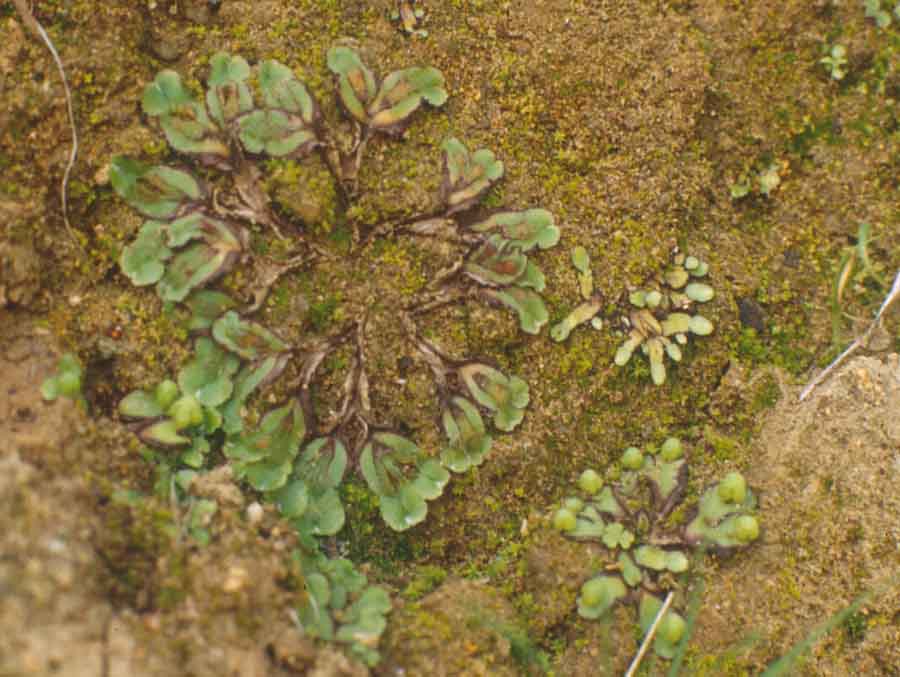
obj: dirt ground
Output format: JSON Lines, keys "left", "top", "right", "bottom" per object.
{"left": 704, "top": 353, "right": 900, "bottom": 675}
{"left": 1, "top": 0, "right": 898, "bottom": 675}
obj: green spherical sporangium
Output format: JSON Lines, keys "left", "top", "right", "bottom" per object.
{"left": 659, "top": 437, "right": 683, "bottom": 461}
{"left": 578, "top": 469, "right": 603, "bottom": 494}
{"left": 734, "top": 514, "right": 759, "bottom": 542}
{"left": 621, "top": 446, "right": 644, "bottom": 471}
{"left": 553, "top": 508, "right": 577, "bottom": 532}
{"left": 717, "top": 471, "right": 747, "bottom": 504}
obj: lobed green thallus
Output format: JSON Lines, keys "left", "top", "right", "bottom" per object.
{"left": 110, "top": 46, "right": 562, "bottom": 667}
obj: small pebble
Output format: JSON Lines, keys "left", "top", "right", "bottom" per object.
{"left": 223, "top": 566, "right": 248, "bottom": 593}
{"left": 246, "top": 502, "right": 264, "bottom": 524}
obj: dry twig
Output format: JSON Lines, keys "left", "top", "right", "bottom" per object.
{"left": 625, "top": 590, "right": 675, "bottom": 677}
{"left": 12, "top": 0, "right": 81, "bottom": 249}
{"left": 800, "top": 269, "right": 900, "bottom": 401}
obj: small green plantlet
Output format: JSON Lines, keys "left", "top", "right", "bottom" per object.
{"left": 717, "top": 471, "right": 747, "bottom": 504}
{"left": 685, "top": 474, "right": 759, "bottom": 549}
{"left": 328, "top": 46, "right": 446, "bottom": 137}
{"left": 830, "top": 222, "right": 886, "bottom": 347}
{"left": 553, "top": 246, "right": 714, "bottom": 384}
{"left": 757, "top": 162, "right": 783, "bottom": 196}
{"left": 572, "top": 245, "right": 594, "bottom": 300}
{"left": 549, "top": 437, "right": 760, "bottom": 659}
{"left": 186, "top": 498, "right": 218, "bottom": 546}
{"left": 578, "top": 575, "right": 627, "bottom": 619}
{"left": 550, "top": 245, "right": 604, "bottom": 341}
{"left": 460, "top": 362, "right": 530, "bottom": 430}
{"left": 621, "top": 446, "right": 644, "bottom": 471}
{"left": 391, "top": 0, "right": 428, "bottom": 38}
{"left": 820, "top": 44, "right": 848, "bottom": 81}
{"left": 360, "top": 432, "right": 449, "bottom": 531}
{"left": 731, "top": 159, "right": 785, "bottom": 199}
{"left": 613, "top": 250, "right": 714, "bottom": 385}
{"left": 225, "top": 400, "right": 307, "bottom": 492}
{"left": 294, "top": 550, "right": 392, "bottom": 667}
{"left": 553, "top": 507, "right": 577, "bottom": 532}
{"left": 120, "top": 371, "right": 228, "bottom": 466}
{"left": 41, "top": 353, "right": 86, "bottom": 409}
{"left": 440, "top": 396, "right": 492, "bottom": 473}
{"left": 864, "top": 0, "right": 895, "bottom": 28}
{"left": 659, "top": 436, "right": 684, "bottom": 461}
{"left": 441, "top": 138, "right": 505, "bottom": 214}
{"left": 730, "top": 178, "right": 751, "bottom": 199}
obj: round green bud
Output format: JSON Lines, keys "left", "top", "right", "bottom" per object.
{"left": 155, "top": 379, "right": 179, "bottom": 409}
{"left": 660, "top": 437, "right": 684, "bottom": 461}
{"left": 169, "top": 395, "right": 203, "bottom": 430}
{"left": 621, "top": 447, "right": 644, "bottom": 471}
{"left": 659, "top": 613, "right": 686, "bottom": 644}
{"left": 57, "top": 371, "right": 82, "bottom": 397}
{"left": 580, "top": 578, "right": 606, "bottom": 607}
{"left": 578, "top": 469, "right": 604, "bottom": 495}
{"left": 629, "top": 290, "right": 647, "bottom": 308}
{"left": 553, "top": 508, "right": 577, "bottom": 532}
{"left": 717, "top": 472, "right": 747, "bottom": 504}
{"left": 733, "top": 515, "right": 759, "bottom": 543}
{"left": 665, "top": 551, "right": 689, "bottom": 573}
{"left": 564, "top": 497, "right": 584, "bottom": 513}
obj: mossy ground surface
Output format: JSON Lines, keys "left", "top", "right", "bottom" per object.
{"left": 1, "top": 0, "right": 898, "bottom": 674}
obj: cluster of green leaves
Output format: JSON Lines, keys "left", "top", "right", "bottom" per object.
{"left": 112, "top": 48, "right": 451, "bottom": 302}
{"left": 730, "top": 160, "right": 784, "bottom": 199}
{"left": 142, "top": 52, "right": 319, "bottom": 164}
{"left": 111, "top": 51, "right": 323, "bottom": 301}
{"left": 112, "top": 159, "right": 245, "bottom": 302}
{"left": 553, "top": 248, "right": 714, "bottom": 385}
{"left": 439, "top": 395, "right": 492, "bottom": 472}
{"left": 684, "top": 472, "right": 760, "bottom": 548}
{"left": 614, "top": 252, "right": 715, "bottom": 385}
{"left": 820, "top": 44, "right": 848, "bottom": 81}
{"left": 550, "top": 245, "right": 604, "bottom": 342}
{"left": 456, "top": 362, "right": 530, "bottom": 432}
{"left": 41, "top": 352, "right": 86, "bottom": 408}
{"left": 110, "top": 45, "right": 558, "bottom": 668}
{"left": 830, "top": 222, "right": 887, "bottom": 347}
{"left": 390, "top": 0, "right": 428, "bottom": 37}
{"left": 335, "top": 136, "right": 558, "bottom": 519}
{"left": 360, "top": 432, "right": 449, "bottom": 531}
{"left": 551, "top": 438, "right": 760, "bottom": 659}
{"left": 295, "top": 550, "right": 392, "bottom": 666}
{"left": 119, "top": 299, "right": 289, "bottom": 465}
{"left": 327, "top": 46, "right": 447, "bottom": 136}
{"left": 225, "top": 401, "right": 348, "bottom": 539}
{"left": 119, "top": 298, "right": 390, "bottom": 661}
{"left": 864, "top": 0, "right": 900, "bottom": 28}
{"left": 444, "top": 139, "right": 560, "bottom": 335}
{"left": 349, "top": 355, "right": 530, "bottom": 528}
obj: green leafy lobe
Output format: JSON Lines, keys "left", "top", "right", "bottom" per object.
{"left": 224, "top": 400, "right": 306, "bottom": 492}
{"left": 458, "top": 363, "right": 530, "bottom": 432}
{"left": 440, "top": 138, "right": 504, "bottom": 214}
